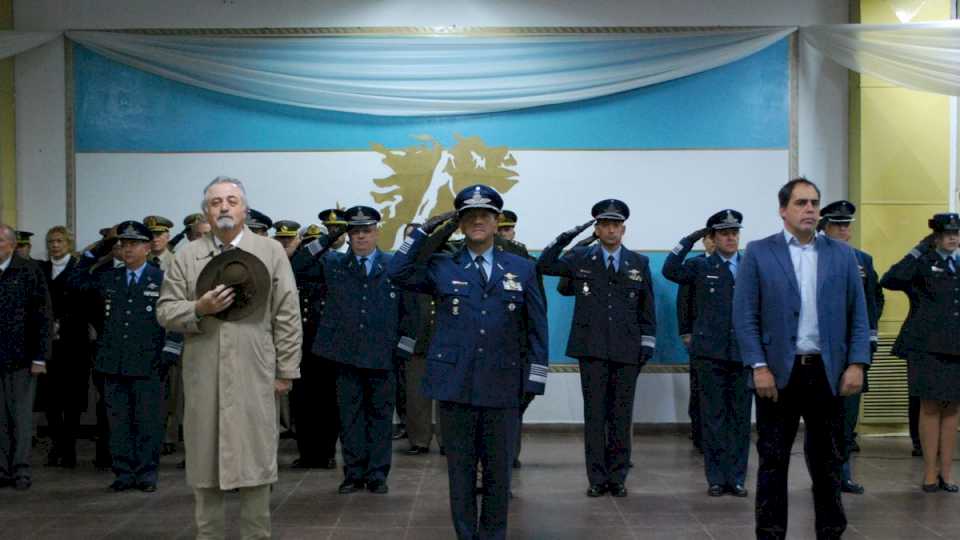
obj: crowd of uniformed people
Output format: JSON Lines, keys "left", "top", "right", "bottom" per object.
{"left": 0, "top": 174, "right": 958, "bottom": 540}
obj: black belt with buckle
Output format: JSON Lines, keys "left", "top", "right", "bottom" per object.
{"left": 796, "top": 354, "right": 821, "bottom": 366}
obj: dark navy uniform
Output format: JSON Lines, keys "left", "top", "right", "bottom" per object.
{"left": 71, "top": 221, "right": 175, "bottom": 491}
{"left": 676, "top": 260, "right": 702, "bottom": 452}
{"left": 663, "top": 210, "right": 751, "bottom": 493}
{"left": 288, "top": 223, "right": 340, "bottom": 469}
{"left": 389, "top": 185, "right": 548, "bottom": 540}
{"left": 881, "top": 213, "right": 960, "bottom": 401}
{"left": 538, "top": 199, "right": 655, "bottom": 495}
{"left": 300, "top": 206, "right": 401, "bottom": 491}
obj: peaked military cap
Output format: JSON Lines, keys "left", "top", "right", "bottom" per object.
{"left": 143, "top": 215, "right": 174, "bottom": 233}
{"left": 14, "top": 230, "right": 33, "bottom": 246}
{"left": 318, "top": 208, "right": 348, "bottom": 226}
{"left": 301, "top": 224, "right": 324, "bottom": 241}
{"left": 455, "top": 184, "right": 503, "bottom": 215}
{"left": 929, "top": 212, "right": 960, "bottom": 232}
{"left": 115, "top": 220, "right": 153, "bottom": 242}
{"left": 273, "top": 220, "right": 301, "bottom": 238}
{"left": 183, "top": 213, "right": 205, "bottom": 227}
{"left": 821, "top": 200, "right": 857, "bottom": 223}
{"left": 195, "top": 249, "right": 270, "bottom": 322}
{"left": 247, "top": 209, "right": 273, "bottom": 231}
{"left": 345, "top": 206, "right": 381, "bottom": 227}
{"left": 498, "top": 210, "right": 518, "bottom": 228}
{"left": 706, "top": 209, "right": 743, "bottom": 231}
{"left": 591, "top": 199, "right": 630, "bottom": 222}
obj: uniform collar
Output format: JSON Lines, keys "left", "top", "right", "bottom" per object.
{"left": 466, "top": 244, "right": 494, "bottom": 266}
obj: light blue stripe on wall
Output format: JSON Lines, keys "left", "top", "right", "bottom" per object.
{"left": 74, "top": 39, "right": 788, "bottom": 153}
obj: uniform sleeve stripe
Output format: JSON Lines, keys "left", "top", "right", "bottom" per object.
{"left": 529, "top": 373, "right": 548, "bottom": 384}
{"left": 641, "top": 336, "right": 656, "bottom": 348}
{"left": 909, "top": 248, "right": 922, "bottom": 259}
{"left": 397, "top": 239, "right": 413, "bottom": 255}
{"left": 307, "top": 240, "right": 324, "bottom": 257}
{"left": 397, "top": 336, "right": 416, "bottom": 353}
{"left": 671, "top": 243, "right": 684, "bottom": 255}
{"left": 163, "top": 342, "right": 184, "bottom": 355}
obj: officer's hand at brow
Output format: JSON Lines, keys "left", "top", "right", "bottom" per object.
{"left": 753, "top": 367, "right": 778, "bottom": 402}
{"left": 560, "top": 220, "right": 595, "bottom": 240}
{"left": 839, "top": 364, "right": 864, "bottom": 396}
{"left": 687, "top": 228, "right": 710, "bottom": 242}
{"left": 422, "top": 211, "right": 458, "bottom": 234}
{"left": 195, "top": 284, "right": 235, "bottom": 316}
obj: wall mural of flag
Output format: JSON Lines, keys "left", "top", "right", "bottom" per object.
{"left": 72, "top": 38, "right": 790, "bottom": 364}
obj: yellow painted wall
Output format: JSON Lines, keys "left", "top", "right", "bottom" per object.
{"left": 0, "top": 0, "right": 13, "bottom": 226}
{"left": 851, "top": 0, "right": 953, "bottom": 335}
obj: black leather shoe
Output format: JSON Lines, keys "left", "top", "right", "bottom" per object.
{"left": 321, "top": 458, "right": 337, "bottom": 470}
{"left": 841, "top": 480, "right": 864, "bottom": 494}
{"left": 0, "top": 477, "right": 12, "bottom": 488}
{"left": 728, "top": 484, "right": 748, "bottom": 497}
{"left": 608, "top": 483, "right": 627, "bottom": 497}
{"left": 13, "top": 477, "right": 31, "bottom": 491}
{"left": 367, "top": 480, "right": 389, "bottom": 494}
{"left": 586, "top": 484, "right": 607, "bottom": 497}
{"left": 939, "top": 476, "right": 959, "bottom": 493}
{"left": 392, "top": 428, "right": 407, "bottom": 440}
{"left": 439, "top": 446, "right": 446, "bottom": 456}
{"left": 912, "top": 445, "right": 924, "bottom": 457}
{"left": 107, "top": 479, "right": 132, "bottom": 492}
{"left": 161, "top": 443, "right": 177, "bottom": 456}
{"left": 512, "top": 459, "right": 522, "bottom": 469}
{"left": 708, "top": 485, "right": 724, "bottom": 497}
{"left": 848, "top": 440, "right": 861, "bottom": 453}
{"left": 406, "top": 446, "right": 429, "bottom": 456}
{"left": 138, "top": 482, "right": 157, "bottom": 493}
{"left": 922, "top": 482, "right": 939, "bottom": 493}
{"left": 291, "top": 458, "right": 319, "bottom": 469}
{"left": 338, "top": 479, "right": 364, "bottom": 494}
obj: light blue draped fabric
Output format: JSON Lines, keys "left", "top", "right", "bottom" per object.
{"left": 0, "top": 31, "right": 59, "bottom": 60}
{"left": 802, "top": 21, "right": 960, "bottom": 97}
{"left": 66, "top": 28, "right": 794, "bottom": 117}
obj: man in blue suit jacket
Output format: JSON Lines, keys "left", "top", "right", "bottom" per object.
{"left": 733, "top": 179, "right": 871, "bottom": 540}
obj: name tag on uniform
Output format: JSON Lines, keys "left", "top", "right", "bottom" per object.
{"left": 706, "top": 275, "right": 720, "bottom": 280}
{"left": 452, "top": 280, "right": 469, "bottom": 286}
{"left": 502, "top": 272, "right": 523, "bottom": 291}
{"left": 143, "top": 291, "right": 160, "bottom": 297}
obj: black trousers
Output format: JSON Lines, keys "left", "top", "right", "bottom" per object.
{"left": 292, "top": 352, "right": 340, "bottom": 463}
{"left": 696, "top": 357, "right": 751, "bottom": 487}
{"left": 438, "top": 401, "right": 518, "bottom": 540}
{"left": 514, "top": 392, "right": 535, "bottom": 461}
{"left": 688, "top": 355, "right": 703, "bottom": 448}
{"left": 755, "top": 359, "right": 845, "bottom": 540}
{"left": 578, "top": 357, "right": 641, "bottom": 486}
{"left": 336, "top": 364, "right": 395, "bottom": 483}
{"left": 103, "top": 374, "right": 164, "bottom": 485}
{"left": 92, "top": 371, "right": 111, "bottom": 466}
{"left": 0, "top": 367, "right": 36, "bottom": 481}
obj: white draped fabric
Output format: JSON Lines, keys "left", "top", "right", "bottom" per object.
{"left": 66, "top": 28, "right": 794, "bottom": 116}
{"left": 0, "top": 31, "right": 59, "bottom": 60}
{"left": 802, "top": 21, "right": 960, "bottom": 96}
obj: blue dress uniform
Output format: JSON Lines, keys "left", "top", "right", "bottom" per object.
{"left": 663, "top": 210, "right": 751, "bottom": 494}
{"left": 388, "top": 184, "right": 548, "bottom": 540}
{"left": 676, "top": 260, "right": 702, "bottom": 452}
{"left": 881, "top": 213, "right": 960, "bottom": 402}
{"left": 538, "top": 199, "right": 656, "bottom": 496}
{"left": 302, "top": 206, "right": 401, "bottom": 492}
{"left": 71, "top": 221, "right": 176, "bottom": 491}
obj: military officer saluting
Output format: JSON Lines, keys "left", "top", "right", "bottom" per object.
{"left": 273, "top": 220, "right": 301, "bottom": 257}
{"left": 247, "top": 209, "right": 273, "bottom": 236}
{"left": 143, "top": 216, "right": 175, "bottom": 271}
{"left": 14, "top": 230, "right": 34, "bottom": 260}
{"left": 538, "top": 199, "right": 656, "bottom": 498}
{"left": 71, "top": 221, "right": 176, "bottom": 493}
{"left": 320, "top": 208, "right": 349, "bottom": 252}
{"left": 299, "top": 205, "right": 401, "bottom": 494}
{"left": 663, "top": 209, "right": 751, "bottom": 497}
{"left": 388, "top": 185, "right": 548, "bottom": 540}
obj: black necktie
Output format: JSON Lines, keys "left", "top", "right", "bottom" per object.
{"left": 127, "top": 271, "right": 137, "bottom": 291}
{"left": 475, "top": 255, "right": 487, "bottom": 287}
{"left": 949, "top": 256, "right": 957, "bottom": 274}
{"left": 607, "top": 255, "right": 616, "bottom": 278}
{"left": 359, "top": 257, "right": 368, "bottom": 277}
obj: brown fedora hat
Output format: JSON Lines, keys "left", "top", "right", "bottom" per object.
{"left": 195, "top": 249, "right": 270, "bottom": 322}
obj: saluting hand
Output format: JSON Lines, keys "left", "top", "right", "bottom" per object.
{"left": 687, "top": 228, "right": 710, "bottom": 242}
{"left": 422, "top": 210, "right": 458, "bottom": 234}
{"left": 559, "top": 220, "right": 595, "bottom": 242}
{"left": 195, "top": 284, "right": 235, "bottom": 317}
{"left": 839, "top": 364, "right": 864, "bottom": 396}
{"left": 753, "top": 366, "right": 778, "bottom": 402}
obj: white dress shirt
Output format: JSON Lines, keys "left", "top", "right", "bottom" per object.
{"left": 785, "top": 230, "right": 820, "bottom": 354}
{"left": 467, "top": 245, "right": 495, "bottom": 281}
{"left": 50, "top": 254, "right": 71, "bottom": 280}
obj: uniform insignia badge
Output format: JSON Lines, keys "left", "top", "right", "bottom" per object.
{"left": 146, "top": 306, "right": 153, "bottom": 312}
{"left": 508, "top": 303, "right": 516, "bottom": 311}
{"left": 390, "top": 291, "right": 396, "bottom": 298}
{"left": 452, "top": 280, "right": 468, "bottom": 286}
{"left": 144, "top": 291, "right": 159, "bottom": 297}
{"left": 502, "top": 273, "right": 523, "bottom": 291}
{"left": 452, "top": 298, "right": 460, "bottom": 305}
{"left": 123, "top": 224, "right": 138, "bottom": 237}
{"left": 465, "top": 186, "right": 492, "bottom": 206}
{"left": 858, "top": 265, "right": 866, "bottom": 279}
{"left": 582, "top": 282, "right": 591, "bottom": 295}
{"left": 932, "top": 266, "right": 945, "bottom": 273}
{"left": 147, "top": 282, "right": 158, "bottom": 290}
{"left": 452, "top": 306, "right": 460, "bottom": 315}
{"left": 352, "top": 208, "right": 369, "bottom": 222}
{"left": 627, "top": 269, "right": 643, "bottom": 282}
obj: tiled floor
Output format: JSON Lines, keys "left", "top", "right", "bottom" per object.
{"left": 1, "top": 430, "right": 956, "bottom": 539}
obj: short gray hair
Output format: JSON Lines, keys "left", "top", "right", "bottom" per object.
{"left": 0, "top": 224, "right": 15, "bottom": 243}
{"left": 201, "top": 176, "right": 249, "bottom": 211}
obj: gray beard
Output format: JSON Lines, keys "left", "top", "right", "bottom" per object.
{"left": 216, "top": 216, "right": 235, "bottom": 231}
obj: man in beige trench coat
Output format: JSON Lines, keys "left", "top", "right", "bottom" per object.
{"left": 157, "top": 176, "right": 301, "bottom": 539}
